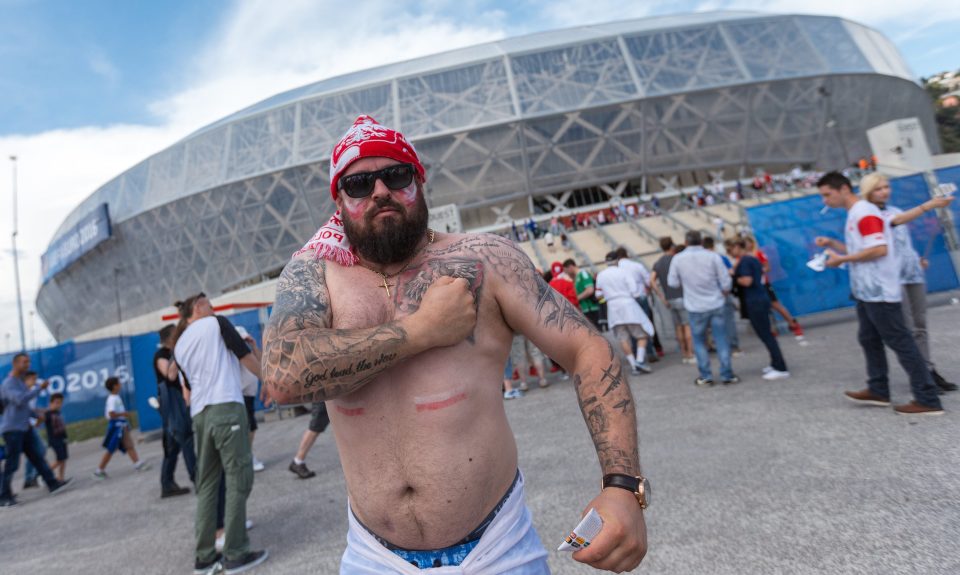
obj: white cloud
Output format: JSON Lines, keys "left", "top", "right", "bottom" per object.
{"left": 0, "top": 0, "right": 505, "bottom": 350}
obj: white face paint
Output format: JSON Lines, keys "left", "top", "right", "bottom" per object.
{"left": 393, "top": 181, "right": 418, "bottom": 206}
{"left": 413, "top": 388, "right": 469, "bottom": 412}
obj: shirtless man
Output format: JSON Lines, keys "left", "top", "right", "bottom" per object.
{"left": 263, "top": 116, "right": 648, "bottom": 574}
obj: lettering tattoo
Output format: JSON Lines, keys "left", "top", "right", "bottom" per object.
{"left": 262, "top": 254, "right": 410, "bottom": 403}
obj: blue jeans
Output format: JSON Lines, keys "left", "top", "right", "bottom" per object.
{"left": 855, "top": 301, "right": 941, "bottom": 408}
{"left": 1, "top": 430, "right": 58, "bottom": 501}
{"left": 688, "top": 306, "right": 734, "bottom": 381}
{"left": 159, "top": 384, "right": 196, "bottom": 490}
{"left": 23, "top": 427, "right": 47, "bottom": 483}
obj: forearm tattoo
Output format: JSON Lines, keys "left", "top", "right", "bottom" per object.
{"left": 574, "top": 346, "right": 641, "bottom": 476}
{"left": 262, "top": 256, "right": 407, "bottom": 403}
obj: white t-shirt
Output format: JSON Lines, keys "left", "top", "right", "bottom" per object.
{"left": 174, "top": 315, "right": 249, "bottom": 417}
{"left": 105, "top": 394, "right": 125, "bottom": 419}
{"left": 596, "top": 265, "right": 654, "bottom": 335}
{"left": 240, "top": 367, "right": 259, "bottom": 397}
{"left": 617, "top": 258, "right": 650, "bottom": 297}
{"left": 844, "top": 200, "right": 901, "bottom": 303}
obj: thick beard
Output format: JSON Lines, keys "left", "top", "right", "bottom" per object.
{"left": 343, "top": 188, "right": 429, "bottom": 265}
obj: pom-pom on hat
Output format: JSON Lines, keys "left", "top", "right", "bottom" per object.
{"left": 329, "top": 115, "right": 425, "bottom": 200}
{"left": 550, "top": 261, "right": 564, "bottom": 277}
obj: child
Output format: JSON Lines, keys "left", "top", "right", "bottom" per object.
{"left": 94, "top": 377, "right": 150, "bottom": 478}
{"left": 44, "top": 393, "right": 69, "bottom": 482}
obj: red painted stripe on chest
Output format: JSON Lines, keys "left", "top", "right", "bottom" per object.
{"left": 415, "top": 392, "right": 468, "bottom": 412}
{"left": 335, "top": 405, "right": 365, "bottom": 417}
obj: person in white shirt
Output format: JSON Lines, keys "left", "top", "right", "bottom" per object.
{"left": 596, "top": 251, "right": 654, "bottom": 374}
{"left": 235, "top": 326, "right": 269, "bottom": 472}
{"left": 173, "top": 293, "right": 269, "bottom": 574}
{"left": 815, "top": 171, "right": 944, "bottom": 416}
{"left": 859, "top": 172, "right": 957, "bottom": 393}
{"left": 614, "top": 247, "right": 663, "bottom": 360}
{"left": 94, "top": 377, "right": 149, "bottom": 478}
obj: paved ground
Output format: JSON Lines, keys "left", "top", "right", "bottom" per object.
{"left": 2, "top": 300, "right": 959, "bottom": 574}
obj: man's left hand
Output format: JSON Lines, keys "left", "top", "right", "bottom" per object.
{"left": 572, "top": 487, "right": 647, "bottom": 573}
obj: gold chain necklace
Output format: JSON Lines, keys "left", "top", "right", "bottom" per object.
{"left": 357, "top": 228, "right": 435, "bottom": 298}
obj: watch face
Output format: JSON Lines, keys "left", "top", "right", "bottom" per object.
{"left": 640, "top": 478, "right": 651, "bottom": 507}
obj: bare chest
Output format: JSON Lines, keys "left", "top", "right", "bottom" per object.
{"left": 326, "top": 254, "right": 489, "bottom": 330}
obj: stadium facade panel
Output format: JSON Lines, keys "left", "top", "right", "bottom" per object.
{"left": 39, "top": 13, "right": 939, "bottom": 340}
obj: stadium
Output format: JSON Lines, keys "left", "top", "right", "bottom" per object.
{"left": 37, "top": 11, "right": 939, "bottom": 341}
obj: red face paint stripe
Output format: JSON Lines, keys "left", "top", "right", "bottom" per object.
{"left": 415, "top": 392, "right": 468, "bottom": 412}
{"left": 335, "top": 405, "right": 365, "bottom": 417}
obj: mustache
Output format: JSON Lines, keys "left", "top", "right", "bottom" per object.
{"left": 366, "top": 197, "right": 405, "bottom": 217}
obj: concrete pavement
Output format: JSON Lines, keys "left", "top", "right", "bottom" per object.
{"left": 1, "top": 301, "right": 958, "bottom": 574}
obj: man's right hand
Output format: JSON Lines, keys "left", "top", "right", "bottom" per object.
{"left": 814, "top": 236, "right": 832, "bottom": 248}
{"left": 414, "top": 276, "right": 477, "bottom": 348}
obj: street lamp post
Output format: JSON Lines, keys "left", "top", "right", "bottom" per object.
{"left": 10, "top": 155, "right": 26, "bottom": 352}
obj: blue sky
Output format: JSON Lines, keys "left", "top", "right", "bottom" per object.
{"left": 2, "top": 0, "right": 957, "bottom": 136}
{"left": 0, "top": 0, "right": 958, "bottom": 347}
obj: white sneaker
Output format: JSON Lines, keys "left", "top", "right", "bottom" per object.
{"left": 134, "top": 461, "right": 152, "bottom": 472}
{"left": 762, "top": 369, "right": 791, "bottom": 380}
{"left": 92, "top": 469, "right": 108, "bottom": 480}
{"left": 762, "top": 366, "right": 774, "bottom": 374}
{"left": 246, "top": 519, "right": 253, "bottom": 530}
{"left": 252, "top": 457, "right": 265, "bottom": 472}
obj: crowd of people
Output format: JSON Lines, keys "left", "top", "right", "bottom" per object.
{"left": 1, "top": 110, "right": 956, "bottom": 575}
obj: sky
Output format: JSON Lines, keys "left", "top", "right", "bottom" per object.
{"left": 1, "top": 0, "right": 958, "bottom": 350}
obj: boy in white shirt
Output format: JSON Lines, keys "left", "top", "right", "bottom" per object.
{"left": 94, "top": 377, "right": 150, "bottom": 478}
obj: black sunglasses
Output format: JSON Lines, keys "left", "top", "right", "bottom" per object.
{"left": 338, "top": 163, "right": 416, "bottom": 199}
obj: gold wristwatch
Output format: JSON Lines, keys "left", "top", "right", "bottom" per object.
{"left": 602, "top": 474, "right": 651, "bottom": 509}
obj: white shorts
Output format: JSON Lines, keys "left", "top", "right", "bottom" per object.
{"left": 341, "top": 471, "right": 549, "bottom": 574}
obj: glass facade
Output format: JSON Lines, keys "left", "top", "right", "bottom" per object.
{"left": 39, "top": 13, "right": 939, "bottom": 340}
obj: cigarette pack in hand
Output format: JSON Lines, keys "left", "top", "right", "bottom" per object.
{"left": 557, "top": 508, "right": 603, "bottom": 552}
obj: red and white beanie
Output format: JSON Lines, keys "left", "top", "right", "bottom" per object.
{"left": 294, "top": 115, "right": 426, "bottom": 266}
{"left": 328, "top": 115, "right": 425, "bottom": 200}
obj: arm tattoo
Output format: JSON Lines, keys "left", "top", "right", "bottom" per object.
{"left": 262, "top": 255, "right": 410, "bottom": 403}
{"left": 432, "top": 234, "right": 598, "bottom": 335}
{"left": 574, "top": 348, "right": 641, "bottom": 476}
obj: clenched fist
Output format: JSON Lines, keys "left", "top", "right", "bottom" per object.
{"left": 415, "top": 276, "right": 478, "bottom": 349}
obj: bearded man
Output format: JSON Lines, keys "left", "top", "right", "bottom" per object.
{"left": 262, "top": 116, "right": 648, "bottom": 574}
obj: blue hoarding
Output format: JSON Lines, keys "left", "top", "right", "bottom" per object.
{"left": 746, "top": 173, "right": 960, "bottom": 318}
{"left": 1, "top": 308, "right": 270, "bottom": 432}
{"left": 41, "top": 202, "right": 112, "bottom": 282}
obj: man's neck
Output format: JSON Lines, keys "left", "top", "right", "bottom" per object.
{"left": 842, "top": 194, "right": 859, "bottom": 210}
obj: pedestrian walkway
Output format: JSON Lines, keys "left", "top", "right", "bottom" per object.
{"left": 1, "top": 302, "right": 957, "bottom": 574}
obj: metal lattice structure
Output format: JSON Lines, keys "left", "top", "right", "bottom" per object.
{"left": 38, "top": 12, "right": 939, "bottom": 340}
